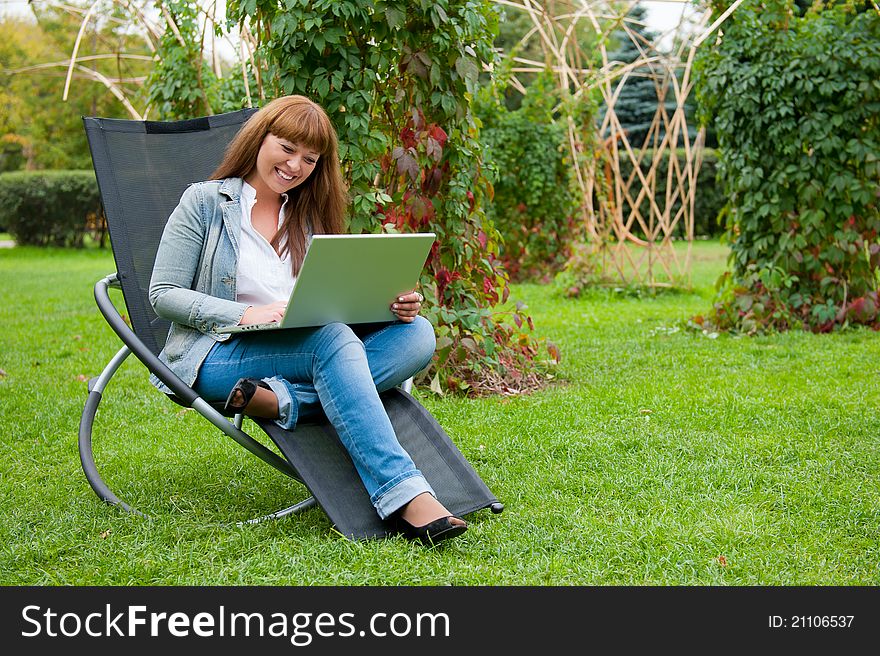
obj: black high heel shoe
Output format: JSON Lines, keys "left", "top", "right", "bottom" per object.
{"left": 397, "top": 515, "right": 468, "bottom": 545}
{"left": 224, "top": 377, "right": 271, "bottom": 414}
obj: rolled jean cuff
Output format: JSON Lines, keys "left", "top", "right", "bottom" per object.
{"left": 264, "top": 376, "right": 298, "bottom": 430}
{"left": 372, "top": 471, "right": 435, "bottom": 520}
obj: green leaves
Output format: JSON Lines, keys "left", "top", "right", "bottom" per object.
{"left": 218, "top": 0, "right": 550, "bottom": 393}
{"left": 474, "top": 73, "right": 579, "bottom": 282}
{"left": 695, "top": 0, "right": 880, "bottom": 334}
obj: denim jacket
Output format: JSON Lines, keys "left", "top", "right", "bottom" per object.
{"left": 148, "top": 177, "right": 249, "bottom": 393}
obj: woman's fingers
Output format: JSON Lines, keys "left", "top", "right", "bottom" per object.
{"left": 241, "top": 301, "right": 287, "bottom": 325}
{"left": 391, "top": 290, "right": 422, "bottom": 322}
{"left": 269, "top": 300, "right": 286, "bottom": 321}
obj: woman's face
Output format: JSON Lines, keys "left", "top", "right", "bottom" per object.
{"left": 246, "top": 133, "right": 320, "bottom": 196}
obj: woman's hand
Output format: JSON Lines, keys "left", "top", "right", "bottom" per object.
{"left": 391, "top": 290, "right": 424, "bottom": 323}
{"left": 240, "top": 301, "right": 287, "bottom": 325}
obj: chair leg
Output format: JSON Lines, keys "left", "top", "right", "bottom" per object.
{"left": 80, "top": 345, "right": 312, "bottom": 524}
{"left": 79, "top": 346, "right": 150, "bottom": 517}
{"left": 237, "top": 496, "right": 319, "bottom": 526}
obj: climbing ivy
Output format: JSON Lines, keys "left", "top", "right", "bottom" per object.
{"left": 219, "top": 0, "right": 557, "bottom": 393}
{"left": 146, "top": 0, "right": 221, "bottom": 118}
{"left": 694, "top": 0, "right": 880, "bottom": 333}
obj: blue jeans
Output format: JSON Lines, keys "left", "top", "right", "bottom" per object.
{"left": 193, "top": 316, "right": 437, "bottom": 519}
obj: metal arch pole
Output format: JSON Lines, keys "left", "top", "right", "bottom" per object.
{"left": 79, "top": 349, "right": 317, "bottom": 521}
{"left": 90, "top": 344, "right": 131, "bottom": 394}
{"left": 92, "top": 273, "right": 300, "bottom": 481}
{"left": 80, "top": 356, "right": 318, "bottom": 521}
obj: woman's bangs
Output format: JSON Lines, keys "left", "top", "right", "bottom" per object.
{"left": 271, "top": 106, "right": 332, "bottom": 155}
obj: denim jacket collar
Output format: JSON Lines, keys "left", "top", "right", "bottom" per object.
{"left": 219, "top": 177, "right": 244, "bottom": 259}
{"left": 218, "top": 176, "right": 243, "bottom": 201}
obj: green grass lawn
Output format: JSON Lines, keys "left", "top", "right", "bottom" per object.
{"left": 1, "top": 241, "right": 878, "bottom": 585}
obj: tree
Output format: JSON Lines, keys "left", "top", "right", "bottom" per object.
{"left": 0, "top": 3, "right": 151, "bottom": 170}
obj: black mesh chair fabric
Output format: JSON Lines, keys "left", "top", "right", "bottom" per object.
{"left": 84, "top": 110, "right": 257, "bottom": 354}
{"left": 256, "top": 389, "right": 498, "bottom": 540}
{"left": 84, "top": 109, "right": 500, "bottom": 539}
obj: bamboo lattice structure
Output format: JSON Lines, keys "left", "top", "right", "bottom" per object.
{"left": 492, "top": 0, "right": 717, "bottom": 287}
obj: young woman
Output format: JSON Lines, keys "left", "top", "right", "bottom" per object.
{"left": 148, "top": 95, "right": 467, "bottom": 544}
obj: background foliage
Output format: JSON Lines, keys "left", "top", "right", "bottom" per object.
{"left": 0, "top": 3, "right": 151, "bottom": 171}
{"left": 695, "top": 0, "right": 880, "bottom": 333}
{"left": 0, "top": 170, "right": 104, "bottom": 247}
{"left": 476, "top": 72, "right": 579, "bottom": 282}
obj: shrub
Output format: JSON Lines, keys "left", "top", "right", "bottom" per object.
{"left": 694, "top": 0, "right": 880, "bottom": 333}
{"left": 476, "top": 73, "right": 580, "bottom": 282}
{"left": 0, "top": 170, "right": 106, "bottom": 247}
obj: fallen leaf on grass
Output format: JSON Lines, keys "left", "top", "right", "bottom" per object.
{"left": 100, "top": 529, "right": 111, "bottom": 539}
{"left": 639, "top": 408, "right": 653, "bottom": 415}
{"left": 716, "top": 555, "right": 728, "bottom": 567}
{"left": 75, "top": 374, "right": 89, "bottom": 382}
{"left": 0, "top": 369, "right": 6, "bottom": 378}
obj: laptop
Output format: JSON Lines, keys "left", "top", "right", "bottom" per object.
{"left": 215, "top": 232, "right": 435, "bottom": 333}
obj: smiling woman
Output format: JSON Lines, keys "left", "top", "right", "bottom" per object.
{"left": 210, "top": 95, "right": 346, "bottom": 275}
{"left": 148, "top": 94, "right": 468, "bottom": 545}
{"left": 251, "top": 136, "right": 320, "bottom": 195}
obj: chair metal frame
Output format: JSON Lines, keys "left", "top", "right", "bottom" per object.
{"left": 79, "top": 273, "right": 320, "bottom": 524}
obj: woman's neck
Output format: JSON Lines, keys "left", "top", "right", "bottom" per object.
{"left": 243, "top": 173, "right": 282, "bottom": 206}
{"left": 243, "top": 177, "right": 284, "bottom": 247}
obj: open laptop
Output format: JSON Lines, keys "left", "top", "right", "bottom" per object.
{"left": 215, "top": 232, "right": 435, "bottom": 333}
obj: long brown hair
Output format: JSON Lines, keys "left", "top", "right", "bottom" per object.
{"left": 212, "top": 95, "right": 348, "bottom": 274}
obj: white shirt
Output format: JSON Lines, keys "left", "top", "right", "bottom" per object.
{"left": 236, "top": 181, "right": 296, "bottom": 307}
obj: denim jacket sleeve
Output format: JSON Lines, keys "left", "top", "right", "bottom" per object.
{"left": 149, "top": 183, "right": 248, "bottom": 333}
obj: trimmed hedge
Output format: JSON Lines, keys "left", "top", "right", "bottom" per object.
{"left": 0, "top": 170, "right": 105, "bottom": 247}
